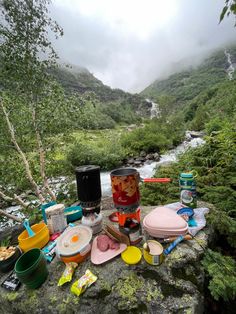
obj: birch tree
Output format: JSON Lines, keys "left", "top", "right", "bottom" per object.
{"left": 0, "top": 0, "right": 63, "bottom": 206}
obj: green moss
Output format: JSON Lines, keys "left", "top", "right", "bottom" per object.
{"left": 178, "top": 294, "right": 194, "bottom": 312}
{"left": 70, "top": 296, "right": 79, "bottom": 305}
{"left": 5, "top": 292, "right": 19, "bottom": 302}
{"left": 55, "top": 295, "right": 79, "bottom": 314}
{"left": 50, "top": 295, "right": 58, "bottom": 304}
{"left": 181, "top": 294, "right": 193, "bottom": 304}
{"left": 146, "top": 284, "right": 163, "bottom": 302}
{"left": 114, "top": 273, "right": 144, "bottom": 309}
{"left": 116, "top": 274, "right": 143, "bottom": 300}
{"left": 56, "top": 302, "right": 67, "bottom": 314}
{"left": 99, "top": 279, "right": 112, "bottom": 292}
{"left": 184, "top": 308, "right": 194, "bottom": 314}
{"left": 169, "top": 250, "right": 183, "bottom": 261}
{"left": 194, "top": 237, "right": 207, "bottom": 248}
{"left": 165, "top": 250, "right": 184, "bottom": 267}
{"left": 18, "top": 291, "right": 40, "bottom": 312}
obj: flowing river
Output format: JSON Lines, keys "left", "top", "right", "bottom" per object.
{"left": 100, "top": 133, "right": 205, "bottom": 197}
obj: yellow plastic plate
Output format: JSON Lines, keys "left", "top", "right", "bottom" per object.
{"left": 121, "top": 246, "right": 142, "bottom": 265}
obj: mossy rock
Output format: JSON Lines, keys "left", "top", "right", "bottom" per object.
{"left": 0, "top": 205, "right": 211, "bottom": 313}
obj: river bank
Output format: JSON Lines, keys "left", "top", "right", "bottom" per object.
{"left": 101, "top": 131, "right": 205, "bottom": 197}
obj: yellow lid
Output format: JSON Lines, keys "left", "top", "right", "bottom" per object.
{"left": 121, "top": 246, "right": 142, "bottom": 265}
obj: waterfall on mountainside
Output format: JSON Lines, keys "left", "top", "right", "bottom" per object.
{"left": 146, "top": 99, "right": 160, "bottom": 118}
{"left": 224, "top": 49, "right": 235, "bottom": 80}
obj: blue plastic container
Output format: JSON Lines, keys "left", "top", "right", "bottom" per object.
{"left": 64, "top": 206, "right": 82, "bottom": 223}
{"left": 177, "top": 207, "right": 194, "bottom": 218}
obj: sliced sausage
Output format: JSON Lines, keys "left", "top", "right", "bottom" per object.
{"left": 97, "top": 235, "right": 109, "bottom": 252}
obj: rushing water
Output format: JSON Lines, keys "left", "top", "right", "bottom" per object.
{"left": 0, "top": 205, "right": 25, "bottom": 231}
{"left": 224, "top": 49, "right": 235, "bottom": 80}
{"left": 100, "top": 134, "right": 205, "bottom": 197}
{"left": 146, "top": 98, "right": 160, "bottom": 119}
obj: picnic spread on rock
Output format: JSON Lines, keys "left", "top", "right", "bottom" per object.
{"left": 0, "top": 165, "right": 209, "bottom": 297}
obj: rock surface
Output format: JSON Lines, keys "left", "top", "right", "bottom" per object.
{"left": 0, "top": 204, "right": 211, "bottom": 314}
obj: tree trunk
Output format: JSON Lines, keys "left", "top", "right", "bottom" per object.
{"left": 31, "top": 107, "right": 56, "bottom": 201}
{"left": 0, "top": 100, "right": 45, "bottom": 204}
{"left": 0, "top": 209, "right": 23, "bottom": 223}
{"left": 0, "top": 190, "right": 28, "bottom": 208}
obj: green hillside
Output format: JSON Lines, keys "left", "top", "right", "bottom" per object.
{"left": 50, "top": 65, "right": 148, "bottom": 115}
{"left": 141, "top": 46, "right": 236, "bottom": 105}
{"left": 183, "top": 79, "right": 236, "bottom": 130}
{"left": 139, "top": 47, "right": 236, "bottom": 304}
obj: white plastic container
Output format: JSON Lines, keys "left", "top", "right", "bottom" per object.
{"left": 45, "top": 204, "right": 67, "bottom": 234}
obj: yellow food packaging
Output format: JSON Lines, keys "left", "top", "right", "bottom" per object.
{"left": 58, "top": 262, "right": 78, "bottom": 286}
{"left": 71, "top": 269, "right": 97, "bottom": 296}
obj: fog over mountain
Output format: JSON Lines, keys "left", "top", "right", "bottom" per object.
{"left": 51, "top": 0, "right": 236, "bottom": 92}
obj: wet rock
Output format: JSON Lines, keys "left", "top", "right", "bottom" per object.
{"left": 127, "top": 158, "right": 135, "bottom": 164}
{"left": 136, "top": 156, "right": 146, "bottom": 162}
{"left": 188, "top": 131, "right": 205, "bottom": 138}
{"left": 134, "top": 160, "right": 142, "bottom": 166}
{"left": 153, "top": 153, "right": 160, "bottom": 161}
{"left": 146, "top": 153, "right": 154, "bottom": 160}
{"left": 140, "top": 151, "right": 146, "bottom": 157}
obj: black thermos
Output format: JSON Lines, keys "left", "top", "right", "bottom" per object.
{"left": 75, "top": 165, "right": 101, "bottom": 208}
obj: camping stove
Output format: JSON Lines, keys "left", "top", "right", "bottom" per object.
{"left": 110, "top": 167, "right": 143, "bottom": 244}
{"left": 75, "top": 165, "right": 103, "bottom": 234}
{"left": 81, "top": 205, "right": 102, "bottom": 234}
{"left": 117, "top": 208, "right": 142, "bottom": 244}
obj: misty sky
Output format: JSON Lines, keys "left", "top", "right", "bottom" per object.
{"left": 51, "top": 0, "right": 236, "bottom": 92}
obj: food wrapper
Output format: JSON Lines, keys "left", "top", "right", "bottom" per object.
{"left": 58, "top": 262, "right": 78, "bottom": 286}
{"left": 71, "top": 269, "right": 97, "bottom": 296}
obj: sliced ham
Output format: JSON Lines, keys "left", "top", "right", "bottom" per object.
{"left": 97, "top": 234, "right": 120, "bottom": 252}
{"left": 109, "top": 240, "right": 120, "bottom": 250}
{"left": 97, "top": 235, "right": 109, "bottom": 251}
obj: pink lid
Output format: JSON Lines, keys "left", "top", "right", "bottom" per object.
{"left": 143, "top": 206, "right": 188, "bottom": 231}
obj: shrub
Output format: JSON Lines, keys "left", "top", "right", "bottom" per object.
{"left": 66, "top": 137, "right": 126, "bottom": 171}
{"left": 121, "top": 117, "right": 185, "bottom": 155}
{"left": 202, "top": 249, "right": 236, "bottom": 301}
{"left": 141, "top": 122, "right": 236, "bottom": 302}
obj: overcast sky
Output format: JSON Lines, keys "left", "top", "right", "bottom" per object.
{"left": 50, "top": 0, "right": 236, "bottom": 92}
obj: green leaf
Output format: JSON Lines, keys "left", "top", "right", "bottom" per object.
{"left": 219, "top": 6, "right": 229, "bottom": 23}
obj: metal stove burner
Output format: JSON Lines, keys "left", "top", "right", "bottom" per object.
{"left": 80, "top": 200, "right": 101, "bottom": 208}
{"left": 82, "top": 205, "right": 101, "bottom": 217}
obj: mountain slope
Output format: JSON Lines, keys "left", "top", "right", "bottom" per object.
{"left": 50, "top": 65, "right": 149, "bottom": 115}
{"left": 183, "top": 79, "right": 236, "bottom": 130}
{"left": 141, "top": 47, "right": 236, "bottom": 104}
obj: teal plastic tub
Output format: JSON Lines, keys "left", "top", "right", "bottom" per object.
{"left": 64, "top": 206, "right": 82, "bottom": 223}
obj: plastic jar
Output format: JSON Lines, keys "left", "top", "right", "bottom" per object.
{"left": 45, "top": 204, "right": 67, "bottom": 234}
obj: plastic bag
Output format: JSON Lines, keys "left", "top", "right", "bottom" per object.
{"left": 71, "top": 269, "right": 97, "bottom": 296}
{"left": 58, "top": 262, "right": 78, "bottom": 286}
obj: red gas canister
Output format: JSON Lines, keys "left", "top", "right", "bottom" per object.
{"left": 110, "top": 168, "right": 140, "bottom": 211}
